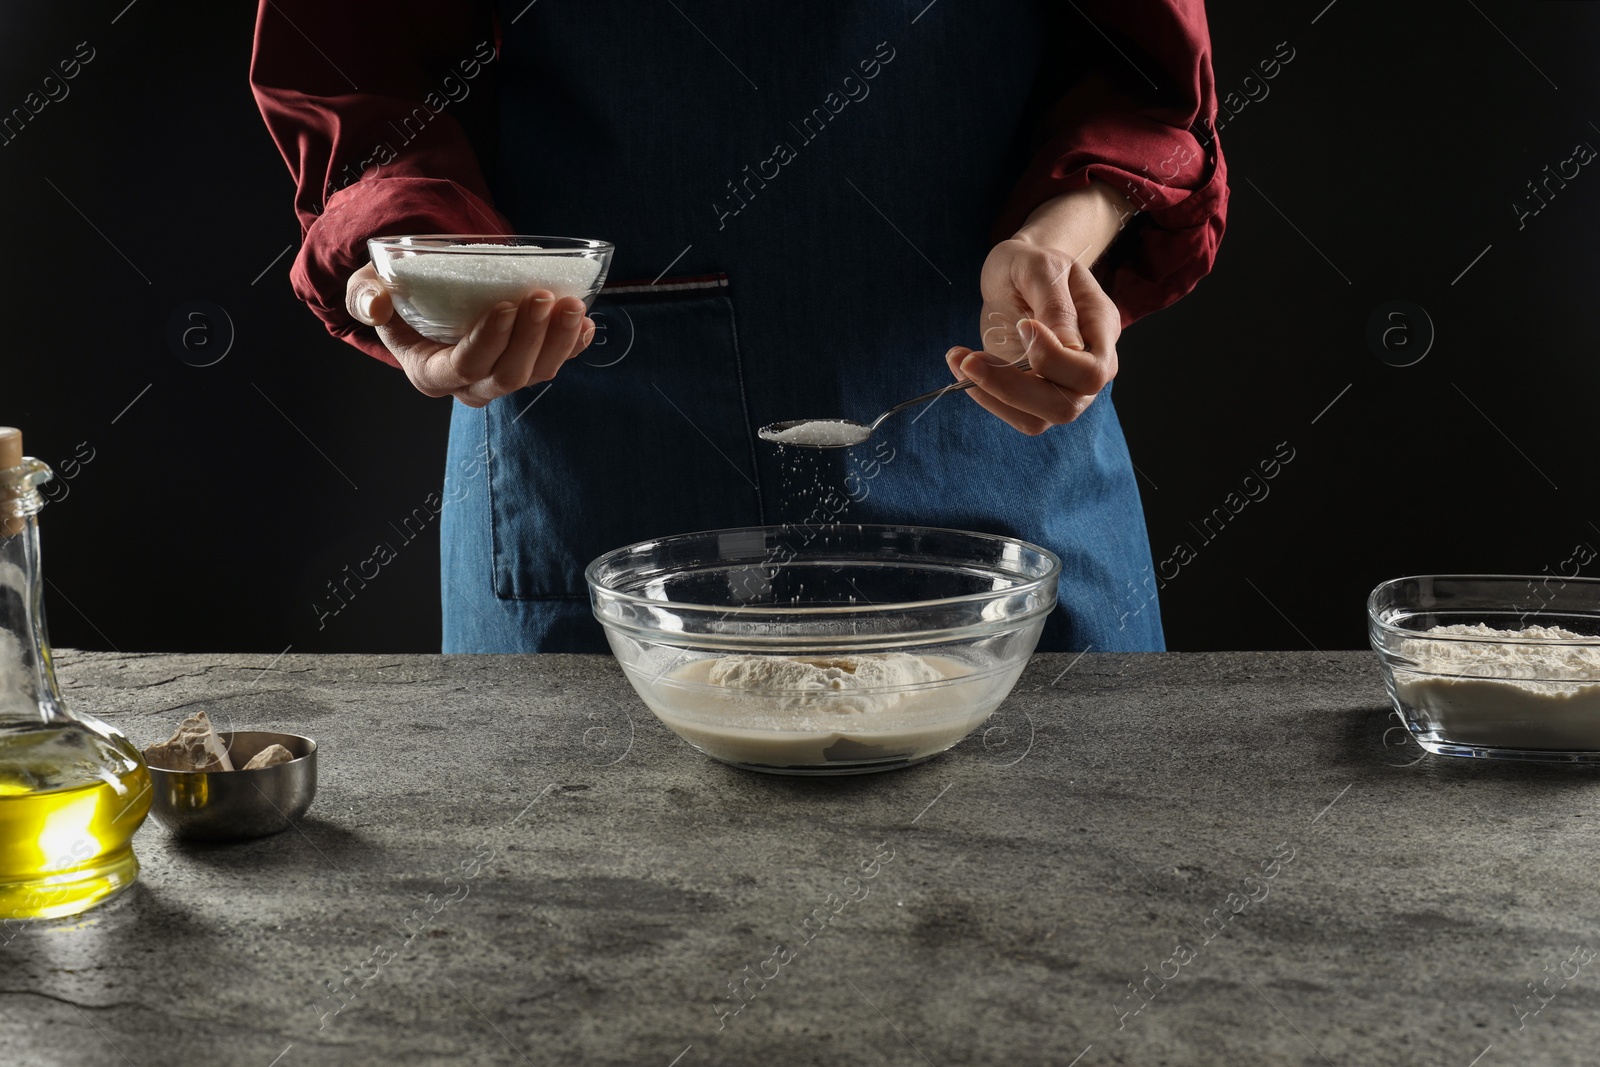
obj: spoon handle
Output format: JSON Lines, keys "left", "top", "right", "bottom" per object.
{"left": 876, "top": 357, "right": 1033, "bottom": 425}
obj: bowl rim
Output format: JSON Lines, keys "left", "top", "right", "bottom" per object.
{"left": 367, "top": 234, "right": 614, "bottom": 254}
{"left": 145, "top": 730, "right": 317, "bottom": 776}
{"left": 1368, "top": 573, "right": 1600, "bottom": 645}
{"left": 585, "top": 522, "right": 1064, "bottom": 619}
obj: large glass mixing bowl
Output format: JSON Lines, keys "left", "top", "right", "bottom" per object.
{"left": 586, "top": 525, "right": 1060, "bottom": 775}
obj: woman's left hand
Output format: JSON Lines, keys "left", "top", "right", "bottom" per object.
{"left": 947, "top": 184, "right": 1129, "bottom": 436}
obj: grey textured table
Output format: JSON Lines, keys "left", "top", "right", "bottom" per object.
{"left": 3, "top": 650, "right": 1593, "bottom": 1066}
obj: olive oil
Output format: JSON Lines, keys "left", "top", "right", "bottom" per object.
{"left": 0, "top": 724, "right": 151, "bottom": 920}
{"left": 0, "top": 427, "right": 152, "bottom": 920}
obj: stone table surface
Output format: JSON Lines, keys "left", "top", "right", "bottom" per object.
{"left": 2, "top": 650, "right": 1594, "bottom": 1066}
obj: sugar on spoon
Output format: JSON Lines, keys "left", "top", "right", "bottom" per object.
{"left": 758, "top": 356, "right": 1032, "bottom": 449}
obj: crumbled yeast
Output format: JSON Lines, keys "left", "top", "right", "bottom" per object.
{"left": 242, "top": 744, "right": 294, "bottom": 770}
{"left": 144, "top": 710, "right": 234, "bottom": 772}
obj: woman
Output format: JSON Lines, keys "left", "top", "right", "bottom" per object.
{"left": 251, "top": 1, "right": 1227, "bottom": 653}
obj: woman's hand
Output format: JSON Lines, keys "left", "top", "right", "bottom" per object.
{"left": 345, "top": 263, "right": 597, "bottom": 408}
{"left": 946, "top": 182, "right": 1132, "bottom": 435}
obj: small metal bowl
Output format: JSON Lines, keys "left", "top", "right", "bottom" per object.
{"left": 147, "top": 731, "right": 318, "bottom": 841}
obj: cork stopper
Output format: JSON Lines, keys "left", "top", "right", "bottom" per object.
{"left": 0, "top": 427, "right": 22, "bottom": 534}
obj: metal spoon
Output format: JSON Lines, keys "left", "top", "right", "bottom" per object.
{"left": 758, "top": 357, "right": 1032, "bottom": 449}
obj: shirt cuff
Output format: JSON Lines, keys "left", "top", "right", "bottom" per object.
{"left": 291, "top": 176, "right": 512, "bottom": 367}
{"left": 997, "top": 109, "right": 1228, "bottom": 328}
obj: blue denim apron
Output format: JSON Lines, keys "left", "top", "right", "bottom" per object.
{"left": 441, "top": 1, "right": 1164, "bottom": 653}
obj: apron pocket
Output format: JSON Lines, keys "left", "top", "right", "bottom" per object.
{"left": 487, "top": 279, "right": 763, "bottom": 599}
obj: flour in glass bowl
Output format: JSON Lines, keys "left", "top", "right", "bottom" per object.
{"left": 639, "top": 651, "right": 1012, "bottom": 768}
{"left": 1395, "top": 623, "right": 1600, "bottom": 749}
{"left": 706, "top": 653, "right": 945, "bottom": 715}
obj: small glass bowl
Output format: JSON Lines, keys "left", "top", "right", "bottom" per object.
{"left": 1368, "top": 575, "right": 1600, "bottom": 761}
{"left": 368, "top": 235, "right": 614, "bottom": 344}
{"left": 586, "top": 525, "right": 1061, "bottom": 775}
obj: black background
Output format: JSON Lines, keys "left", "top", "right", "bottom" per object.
{"left": 2, "top": 1, "right": 1595, "bottom": 655}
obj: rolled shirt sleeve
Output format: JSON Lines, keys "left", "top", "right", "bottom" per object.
{"left": 249, "top": 1, "right": 509, "bottom": 366}
{"left": 997, "top": 0, "right": 1228, "bottom": 328}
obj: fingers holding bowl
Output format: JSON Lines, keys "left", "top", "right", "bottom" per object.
{"left": 345, "top": 263, "right": 394, "bottom": 327}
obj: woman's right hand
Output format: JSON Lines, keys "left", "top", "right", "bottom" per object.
{"left": 345, "top": 263, "right": 597, "bottom": 408}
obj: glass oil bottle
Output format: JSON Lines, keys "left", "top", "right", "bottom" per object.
{"left": 0, "top": 427, "right": 149, "bottom": 920}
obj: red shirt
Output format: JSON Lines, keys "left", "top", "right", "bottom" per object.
{"left": 250, "top": 1, "right": 1227, "bottom": 368}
